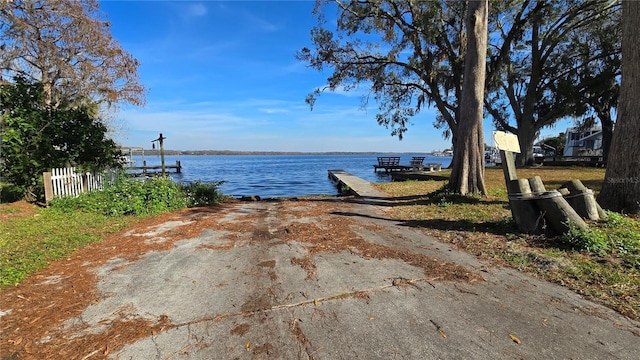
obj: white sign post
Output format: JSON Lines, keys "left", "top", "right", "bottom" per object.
{"left": 493, "top": 131, "right": 519, "bottom": 182}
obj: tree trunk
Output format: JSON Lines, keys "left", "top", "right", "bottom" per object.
{"left": 448, "top": 0, "right": 488, "bottom": 195}
{"left": 597, "top": 1, "right": 640, "bottom": 214}
{"left": 598, "top": 109, "right": 614, "bottom": 163}
{"left": 516, "top": 119, "right": 537, "bottom": 167}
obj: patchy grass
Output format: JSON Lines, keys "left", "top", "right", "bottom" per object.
{"left": 0, "top": 176, "right": 226, "bottom": 288}
{"left": 0, "top": 203, "right": 140, "bottom": 288}
{"left": 378, "top": 166, "right": 640, "bottom": 319}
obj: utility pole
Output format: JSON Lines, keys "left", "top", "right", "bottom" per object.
{"left": 151, "top": 133, "right": 166, "bottom": 176}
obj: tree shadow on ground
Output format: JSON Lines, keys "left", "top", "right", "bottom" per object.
{"left": 400, "top": 218, "right": 518, "bottom": 235}
{"left": 390, "top": 186, "right": 508, "bottom": 207}
{"left": 330, "top": 211, "right": 517, "bottom": 236}
{"left": 390, "top": 172, "right": 450, "bottom": 182}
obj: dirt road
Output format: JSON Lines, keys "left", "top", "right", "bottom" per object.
{"left": 1, "top": 196, "right": 639, "bottom": 359}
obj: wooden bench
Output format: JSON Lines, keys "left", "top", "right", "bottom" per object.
{"left": 374, "top": 156, "right": 403, "bottom": 172}
{"left": 407, "top": 156, "right": 426, "bottom": 171}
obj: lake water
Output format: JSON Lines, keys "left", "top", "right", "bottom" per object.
{"left": 128, "top": 154, "right": 452, "bottom": 198}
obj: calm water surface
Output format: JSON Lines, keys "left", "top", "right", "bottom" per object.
{"left": 129, "top": 154, "right": 451, "bottom": 198}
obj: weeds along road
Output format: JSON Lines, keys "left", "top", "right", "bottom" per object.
{"left": 1, "top": 196, "right": 639, "bottom": 359}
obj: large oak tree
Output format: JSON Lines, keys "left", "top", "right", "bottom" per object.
{"left": 0, "top": 0, "right": 144, "bottom": 109}
{"left": 597, "top": 1, "right": 640, "bottom": 214}
{"left": 485, "top": 0, "right": 620, "bottom": 166}
{"left": 299, "top": 0, "right": 620, "bottom": 195}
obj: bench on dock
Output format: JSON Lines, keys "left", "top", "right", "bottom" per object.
{"left": 407, "top": 156, "right": 425, "bottom": 171}
{"left": 374, "top": 156, "right": 403, "bottom": 172}
{"left": 374, "top": 156, "right": 432, "bottom": 172}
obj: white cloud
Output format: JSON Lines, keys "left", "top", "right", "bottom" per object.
{"left": 243, "top": 12, "right": 279, "bottom": 32}
{"left": 187, "top": 3, "right": 208, "bottom": 17}
{"left": 258, "top": 108, "right": 290, "bottom": 114}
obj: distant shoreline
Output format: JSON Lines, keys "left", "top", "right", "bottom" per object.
{"left": 129, "top": 150, "right": 451, "bottom": 156}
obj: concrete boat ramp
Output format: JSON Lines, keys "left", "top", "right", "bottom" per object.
{"left": 328, "top": 169, "right": 388, "bottom": 198}
{"left": 3, "top": 170, "right": 640, "bottom": 359}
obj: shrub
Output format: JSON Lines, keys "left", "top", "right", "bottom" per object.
{"left": 50, "top": 175, "right": 225, "bottom": 216}
{"left": 51, "top": 175, "right": 187, "bottom": 216}
{"left": 180, "top": 180, "right": 225, "bottom": 207}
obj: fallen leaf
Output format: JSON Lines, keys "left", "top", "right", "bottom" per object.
{"left": 369, "top": 316, "right": 375, "bottom": 321}
{"left": 438, "top": 329, "right": 447, "bottom": 338}
{"left": 246, "top": 340, "right": 251, "bottom": 351}
{"left": 313, "top": 299, "right": 318, "bottom": 306}
{"left": 509, "top": 334, "right": 521, "bottom": 344}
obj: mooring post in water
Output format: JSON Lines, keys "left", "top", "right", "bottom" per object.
{"left": 152, "top": 133, "right": 167, "bottom": 176}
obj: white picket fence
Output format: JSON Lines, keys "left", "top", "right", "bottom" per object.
{"left": 43, "top": 167, "right": 104, "bottom": 203}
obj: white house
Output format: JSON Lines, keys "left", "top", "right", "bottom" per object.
{"left": 563, "top": 126, "right": 603, "bottom": 157}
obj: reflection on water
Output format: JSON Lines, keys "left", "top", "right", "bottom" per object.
{"left": 129, "top": 154, "right": 451, "bottom": 198}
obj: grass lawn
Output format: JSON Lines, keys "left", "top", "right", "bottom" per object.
{"left": 0, "top": 203, "right": 140, "bottom": 288}
{"left": 378, "top": 166, "right": 640, "bottom": 319}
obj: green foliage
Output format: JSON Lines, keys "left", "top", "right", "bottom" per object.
{"left": 180, "top": 180, "right": 225, "bottom": 207}
{"left": 50, "top": 176, "right": 225, "bottom": 216}
{"left": 51, "top": 175, "right": 188, "bottom": 216}
{"left": 560, "top": 211, "right": 640, "bottom": 264}
{"left": 537, "top": 132, "right": 566, "bottom": 157}
{"left": 560, "top": 226, "right": 609, "bottom": 255}
{"left": 298, "top": 1, "right": 467, "bottom": 140}
{"left": 301, "top": 1, "right": 621, "bottom": 166}
{"left": 0, "top": 76, "right": 123, "bottom": 200}
{"left": 0, "top": 182, "right": 23, "bottom": 203}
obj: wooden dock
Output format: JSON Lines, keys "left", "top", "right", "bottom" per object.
{"left": 328, "top": 170, "right": 388, "bottom": 198}
{"left": 127, "top": 160, "right": 182, "bottom": 176}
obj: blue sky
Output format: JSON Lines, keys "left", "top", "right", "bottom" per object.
{"left": 101, "top": 0, "right": 567, "bottom": 152}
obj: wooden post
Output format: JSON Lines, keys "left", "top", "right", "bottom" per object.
{"left": 43, "top": 172, "right": 53, "bottom": 204}
{"left": 81, "top": 173, "right": 89, "bottom": 193}
{"left": 559, "top": 180, "right": 605, "bottom": 221}
{"left": 159, "top": 133, "right": 165, "bottom": 176}
{"left": 497, "top": 151, "right": 543, "bottom": 233}
{"left": 528, "top": 176, "right": 589, "bottom": 234}
{"left": 507, "top": 179, "right": 543, "bottom": 233}
{"left": 500, "top": 150, "right": 518, "bottom": 183}
{"left": 176, "top": 160, "right": 181, "bottom": 174}
{"left": 151, "top": 133, "right": 167, "bottom": 176}
{"left": 493, "top": 131, "right": 577, "bottom": 234}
